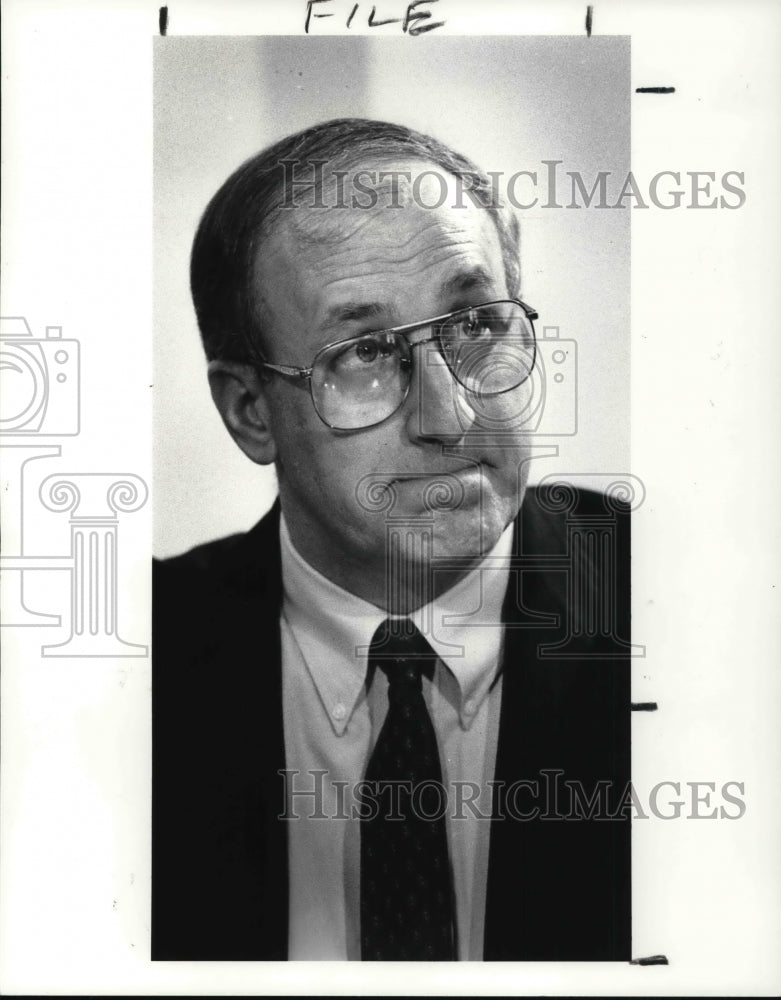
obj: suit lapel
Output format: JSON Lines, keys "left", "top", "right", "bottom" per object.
{"left": 483, "top": 489, "right": 632, "bottom": 960}
{"left": 215, "top": 503, "right": 289, "bottom": 959}
{"left": 153, "top": 502, "right": 289, "bottom": 960}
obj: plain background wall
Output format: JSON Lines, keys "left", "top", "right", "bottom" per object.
{"left": 154, "top": 36, "right": 629, "bottom": 556}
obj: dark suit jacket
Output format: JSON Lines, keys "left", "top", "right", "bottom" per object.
{"left": 152, "top": 485, "right": 631, "bottom": 961}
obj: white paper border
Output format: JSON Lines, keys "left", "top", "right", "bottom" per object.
{"left": 2, "top": 0, "right": 780, "bottom": 995}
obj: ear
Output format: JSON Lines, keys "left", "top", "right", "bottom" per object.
{"left": 207, "top": 360, "right": 278, "bottom": 465}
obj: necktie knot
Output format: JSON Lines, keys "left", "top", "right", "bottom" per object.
{"left": 369, "top": 618, "right": 437, "bottom": 695}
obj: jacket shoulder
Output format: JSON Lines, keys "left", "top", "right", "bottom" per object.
{"left": 518, "top": 483, "right": 631, "bottom": 630}
{"left": 153, "top": 501, "right": 281, "bottom": 590}
{"left": 522, "top": 483, "right": 630, "bottom": 547}
{"left": 154, "top": 528, "right": 247, "bottom": 583}
{"left": 152, "top": 501, "right": 283, "bottom": 651}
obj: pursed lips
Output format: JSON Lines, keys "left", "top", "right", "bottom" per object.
{"left": 388, "top": 465, "right": 485, "bottom": 483}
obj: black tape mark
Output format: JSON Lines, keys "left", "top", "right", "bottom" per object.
{"left": 630, "top": 954, "right": 669, "bottom": 966}
{"left": 585, "top": 5, "right": 593, "bottom": 37}
{"left": 631, "top": 702, "right": 658, "bottom": 711}
{"left": 159, "top": 6, "right": 168, "bottom": 36}
{"left": 636, "top": 86, "right": 676, "bottom": 94}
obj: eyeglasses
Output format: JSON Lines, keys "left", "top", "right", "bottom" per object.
{"left": 255, "top": 298, "right": 538, "bottom": 431}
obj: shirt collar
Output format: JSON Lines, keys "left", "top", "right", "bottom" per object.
{"left": 280, "top": 514, "right": 513, "bottom": 735}
{"left": 409, "top": 525, "right": 513, "bottom": 728}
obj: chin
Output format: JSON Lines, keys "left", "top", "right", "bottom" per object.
{"left": 363, "top": 503, "right": 517, "bottom": 612}
{"left": 430, "top": 507, "right": 510, "bottom": 563}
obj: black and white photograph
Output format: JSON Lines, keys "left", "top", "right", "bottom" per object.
{"left": 1, "top": 0, "right": 780, "bottom": 995}
{"left": 153, "top": 33, "right": 632, "bottom": 964}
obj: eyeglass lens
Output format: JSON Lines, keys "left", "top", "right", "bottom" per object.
{"left": 310, "top": 302, "right": 535, "bottom": 430}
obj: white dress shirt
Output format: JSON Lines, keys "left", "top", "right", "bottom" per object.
{"left": 280, "top": 515, "right": 513, "bottom": 960}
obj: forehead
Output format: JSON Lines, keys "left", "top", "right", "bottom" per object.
{"left": 254, "top": 159, "right": 507, "bottom": 341}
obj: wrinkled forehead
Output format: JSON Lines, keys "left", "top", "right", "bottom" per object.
{"left": 279, "top": 157, "right": 495, "bottom": 255}
{"left": 251, "top": 158, "right": 508, "bottom": 352}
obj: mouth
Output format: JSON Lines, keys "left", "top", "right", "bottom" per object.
{"left": 386, "top": 467, "right": 485, "bottom": 502}
{"left": 357, "top": 467, "right": 489, "bottom": 517}
{"left": 389, "top": 464, "right": 484, "bottom": 484}
{"left": 388, "top": 465, "right": 482, "bottom": 486}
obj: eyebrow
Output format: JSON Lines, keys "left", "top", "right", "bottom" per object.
{"left": 321, "top": 268, "right": 499, "bottom": 329}
{"left": 322, "top": 301, "right": 388, "bottom": 326}
{"left": 442, "top": 267, "right": 498, "bottom": 297}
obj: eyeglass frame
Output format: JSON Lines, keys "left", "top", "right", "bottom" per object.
{"left": 248, "top": 297, "right": 539, "bottom": 431}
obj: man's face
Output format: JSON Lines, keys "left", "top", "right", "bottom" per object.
{"left": 254, "top": 161, "right": 533, "bottom": 607}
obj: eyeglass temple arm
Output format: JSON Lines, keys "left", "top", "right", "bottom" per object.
{"left": 259, "top": 361, "right": 314, "bottom": 379}
{"left": 516, "top": 299, "right": 539, "bottom": 322}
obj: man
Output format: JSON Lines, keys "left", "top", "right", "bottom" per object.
{"left": 153, "top": 118, "right": 631, "bottom": 961}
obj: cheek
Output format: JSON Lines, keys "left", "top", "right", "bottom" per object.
{"left": 276, "top": 411, "right": 375, "bottom": 512}
{"left": 469, "top": 382, "right": 536, "bottom": 432}
{"left": 270, "top": 394, "right": 331, "bottom": 498}
{"left": 269, "top": 384, "right": 320, "bottom": 460}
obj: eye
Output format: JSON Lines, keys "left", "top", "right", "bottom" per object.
{"left": 355, "top": 339, "right": 379, "bottom": 363}
{"left": 326, "top": 333, "right": 399, "bottom": 377}
{"left": 455, "top": 309, "right": 491, "bottom": 340}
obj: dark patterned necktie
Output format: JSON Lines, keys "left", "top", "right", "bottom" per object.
{"left": 360, "top": 618, "right": 456, "bottom": 961}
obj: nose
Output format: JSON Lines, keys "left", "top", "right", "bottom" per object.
{"left": 403, "top": 338, "right": 477, "bottom": 442}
